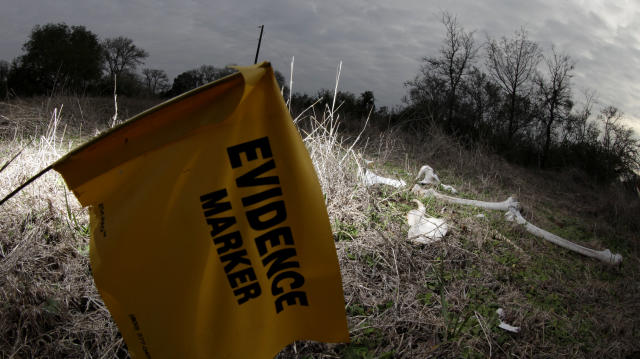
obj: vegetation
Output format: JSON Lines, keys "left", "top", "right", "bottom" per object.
{"left": 0, "top": 14, "right": 639, "bottom": 358}
{"left": 7, "top": 23, "right": 103, "bottom": 96}
{"left": 403, "top": 12, "right": 639, "bottom": 183}
{"left": 0, "top": 91, "right": 638, "bottom": 358}
{"left": 1, "top": 19, "right": 637, "bottom": 185}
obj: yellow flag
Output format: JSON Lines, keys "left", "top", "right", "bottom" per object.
{"left": 53, "top": 62, "right": 349, "bottom": 358}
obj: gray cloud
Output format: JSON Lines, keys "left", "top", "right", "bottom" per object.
{"left": 1, "top": 0, "right": 639, "bottom": 130}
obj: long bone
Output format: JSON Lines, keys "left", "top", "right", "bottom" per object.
{"left": 505, "top": 208, "right": 622, "bottom": 265}
{"left": 411, "top": 184, "right": 622, "bottom": 265}
{"left": 411, "top": 185, "right": 519, "bottom": 211}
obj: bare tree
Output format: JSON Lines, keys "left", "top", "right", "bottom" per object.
{"left": 599, "top": 106, "right": 624, "bottom": 153}
{"left": 461, "top": 66, "right": 502, "bottom": 136}
{"left": 197, "top": 65, "right": 234, "bottom": 83}
{"left": 563, "top": 89, "right": 598, "bottom": 145}
{"left": 486, "top": 27, "right": 541, "bottom": 138}
{"left": 103, "top": 36, "right": 148, "bottom": 81}
{"left": 142, "top": 68, "right": 169, "bottom": 95}
{"left": 535, "top": 46, "right": 575, "bottom": 166}
{"left": 0, "top": 60, "right": 8, "bottom": 97}
{"left": 424, "top": 12, "right": 477, "bottom": 125}
{"left": 598, "top": 106, "right": 640, "bottom": 178}
{"left": 405, "top": 71, "right": 448, "bottom": 125}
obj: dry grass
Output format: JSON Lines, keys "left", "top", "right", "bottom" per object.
{"left": 0, "top": 93, "right": 639, "bottom": 359}
{"left": 278, "top": 113, "right": 640, "bottom": 358}
{"left": 0, "top": 100, "right": 127, "bottom": 357}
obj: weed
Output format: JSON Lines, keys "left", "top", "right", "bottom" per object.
{"left": 335, "top": 219, "right": 359, "bottom": 241}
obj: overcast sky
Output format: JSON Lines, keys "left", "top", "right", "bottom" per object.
{"left": 1, "top": 0, "right": 639, "bottom": 132}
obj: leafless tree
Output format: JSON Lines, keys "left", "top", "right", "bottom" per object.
{"left": 142, "top": 68, "right": 169, "bottom": 95}
{"left": 598, "top": 106, "right": 640, "bottom": 177}
{"left": 599, "top": 106, "right": 624, "bottom": 152}
{"left": 486, "top": 27, "right": 541, "bottom": 138}
{"left": 197, "top": 65, "right": 236, "bottom": 83}
{"left": 424, "top": 12, "right": 477, "bottom": 124}
{"left": 535, "top": 46, "right": 575, "bottom": 166}
{"left": 0, "top": 60, "right": 8, "bottom": 97}
{"left": 563, "top": 89, "right": 598, "bottom": 145}
{"left": 103, "top": 37, "right": 148, "bottom": 81}
{"left": 461, "top": 66, "right": 502, "bottom": 135}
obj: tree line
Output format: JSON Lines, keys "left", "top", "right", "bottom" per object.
{"left": 401, "top": 12, "right": 639, "bottom": 183}
{"left": 1, "top": 20, "right": 637, "bottom": 184}
{"left": 0, "top": 23, "right": 273, "bottom": 99}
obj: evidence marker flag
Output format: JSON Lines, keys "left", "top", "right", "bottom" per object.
{"left": 52, "top": 62, "right": 349, "bottom": 358}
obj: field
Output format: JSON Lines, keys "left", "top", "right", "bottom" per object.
{"left": 0, "top": 95, "right": 639, "bottom": 358}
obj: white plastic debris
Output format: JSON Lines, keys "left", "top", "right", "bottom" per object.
{"left": 475, "top": 213, "right": 486, "bottom": 219}
{"left": 415, "top": 165, "right": 440, "bottom": 185}
{"left": 406, "top": 199, "right": 448, "bottom": 244}
{"left": 361, "top": 169, "right": 406, "bottom": 188}
{"left": 440, "top": 184, "right": 458, "bottom": 194}
{"left": 496, "top": 308, "right": 520, "bottom": 333}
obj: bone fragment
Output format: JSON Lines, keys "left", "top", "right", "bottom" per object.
{"left": 407, "top": 199, "right": 447, "bottom": 244}
{"left": 361, "top": 169, "right": 406, "bottom": 188}
{"left": 412, "top": 185, "right": 520, "bottom": 211}
{"left": 496, "top": 308, "right": 520, "bottom": 333}
{"left": 416, "top": 165, "right": 440, "bottom": 185}
{"left": 415, "top": 164, "right": 456, "bottom": 193}
{"left": 505, "top": 208, "right": 622, "bottom": 265}
{"left": 440, "top": 184, "right": 457, "bottom": 194}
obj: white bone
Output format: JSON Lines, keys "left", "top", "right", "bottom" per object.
{"left": 412, "top": 184, "right": 622, "bottom": 265}
{"left": 440, "top": 184, "right": 457, "bottom": 194}
{"left": 415, "top": 165, "right": 440, "bottom": 185}
{"left": 361, "top": 169, "right": 406, "bottom": 188}
{"left": 505, "top": 208, "right": 622, "bottom": 265}
{"left": 412, "top": 185, "right": 519, "bottom": 211}
{"left": 407, "top": 199, "right": 447, "bottom": 244}
{"left": 496, "top": 308, "right": 520, "bottom": 333}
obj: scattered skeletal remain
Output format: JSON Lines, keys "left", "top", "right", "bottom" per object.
{"left": 415, "top": 165, "right": 440, "bottom": 185}
{"left": 361, "top": 169, "right": 406, "bottom": 188}
{"left": 505, "top": 208, "right": 622, "bottom": 265}
{"left": 411, "top": 185, "right": 520, "bottom": 211}
{"left": 440, "top": 184, "right": 457, "bottom": 194}
{"left": 359, "top": 159, "right": 407, "bottom": 188}
{"left": 496, "top": 308, "right": 520, "bottom": 333}
{"left": 406, "top": 199, "right": 448, "bottom": 244}
{"left": 415, "top": 164, "right": 458, "bottom": 194}
{"left": 411, "top": 179, "right": 622, "bottom": 264}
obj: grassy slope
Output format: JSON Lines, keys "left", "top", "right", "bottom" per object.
{"left": 0, "top": 97, "right": 638, "bottom": 358}
{"left": 286, "top": 114, "right": 640, "bottom": 358}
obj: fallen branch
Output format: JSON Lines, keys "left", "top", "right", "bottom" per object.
{"left": 505, "top": 208, "right": 622, "bottom": 265}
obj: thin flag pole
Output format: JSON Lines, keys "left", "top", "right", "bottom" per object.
{"left": 0, "top": 164, "right": 54, "bottom": 206}
{"left": 254, "top": 25, "right": 264, "bottom": 64}
{"left": 0, "top": 137, "right": 35, "bottom": 174}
